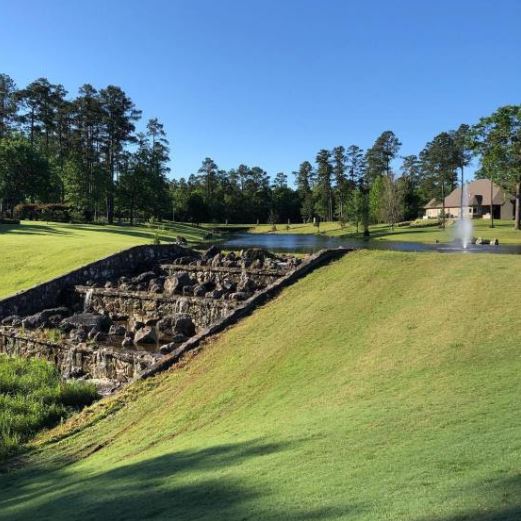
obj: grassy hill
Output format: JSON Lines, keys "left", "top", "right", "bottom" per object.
{"left": 1, "top": 250, "right": 521, "bottom": 520}
{"left": 0, "top": 221, "right": 211, "bottom": 298}
{"left": 250, "top": 219, "right": 521, "bottom": 244}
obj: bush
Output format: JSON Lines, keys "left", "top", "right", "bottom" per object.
{"left": 0, "top": 355, "right": 98, "bottom": 461}
{"left": 14, "top": 203, "right": 71, "bottom": 223}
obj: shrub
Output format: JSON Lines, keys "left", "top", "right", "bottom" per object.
{"left": 13, "top": 203, "right": 71, "bottom": 222}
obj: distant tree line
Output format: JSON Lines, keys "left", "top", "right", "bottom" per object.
{"left": 1, "top": 73, "right": 520, "bottom": 231}
{"left": 0, "top": 73, "right": 170, "bottom": 223}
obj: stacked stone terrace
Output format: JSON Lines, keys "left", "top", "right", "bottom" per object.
{"left": 0, "top": 246, "right": 300, "bottom": 390}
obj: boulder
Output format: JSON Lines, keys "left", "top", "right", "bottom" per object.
{"left": 23, "top": 307, "right": 71, "bottom": 330}
{"left": 132, "top": 271, "right": 157, "bottom": 284}
{"left": 121, "top": 336, "right": 134, "bottom": 348}
{"left": 238, "top": 274, "right": 257, "bottom": 293}
{"left": 211, "top": 254, "right": 222, "bottom": 268}
{"left": 148, "top": 277, "right": 164, "bottom": 293}
{"left": 205, "top": 289, "right": 223, "bottom": 299}
{"left": 164, "top": 271, "right": 192, "bottom": 296}
{"left": 109, "top": 324, "right": 127, "bottom": 336}
{"left": 60, "top": 313, "right": 112, "bottom": 333}
{"left": 203, "top": 245, "right": 220, "bottom": 260}
{"left": 104, "top": 281, "right": 113, "bottom": 289}
{"left": 1, "top": 315, "right": 21, "bottom": 327}
{"left": 193, "top": 285, "right": 206, "bottom": 297}
{"left": 229, "top": 291, "right": 251, "bottom": 301}
{"left": 182, "top": 285, "right": 195, "bottom": 296}
{"left": 134, "top": 326, "right": 158, "bottom": 345}
{"left": 157, "top": 316, "right": 175, "bottom": 334}
{"left": 174, "top": 314, "right": 196, "bottom": 337}
{"left": 159, "top": 334, "right": 188, "bottom": 355}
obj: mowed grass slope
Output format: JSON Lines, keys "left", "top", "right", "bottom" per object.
{"left": 2, "top": 250, "right": 521, "bottom": 520}
{"left": 0, "top": 221, "right": 209, "bottom": 298}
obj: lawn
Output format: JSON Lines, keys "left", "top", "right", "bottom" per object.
{"left": 1, "top": 250, "right": 521, "bottom": 520}
{"left": 249, "top": 219, "right": 521, "bottom": 244}
{"left": 0, "top": 221, "right": 212, "bottom": 298}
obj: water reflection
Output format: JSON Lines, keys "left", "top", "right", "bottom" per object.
{"left": 221, "top": 233, "right": 521, "bottom": 255}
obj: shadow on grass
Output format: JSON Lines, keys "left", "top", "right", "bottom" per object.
{"left": 0, "top": 439, "right": 357, "bottom": 521}
{"left": 0, "top": 223, "right": 73, "bottom": 236}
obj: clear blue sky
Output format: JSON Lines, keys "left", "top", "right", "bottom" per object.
{"left": 1, "top": 0, "right": 520, "bottom": 181}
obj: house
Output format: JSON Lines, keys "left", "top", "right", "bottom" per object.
{"left": 422, "top": 179, "right": 515, "bottom": 220}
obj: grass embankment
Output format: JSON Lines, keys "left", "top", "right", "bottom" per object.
{"left": 250, "top": 219, "right": 521, "bottom": 244}
{"left": 1, "top": 250, "right": 521, "bottom": 520}
{"left": 0, "top": 221, "right": 213, "bottom": 298}
{"left": 0, "top": 356, "right": 97, "bottom": 461}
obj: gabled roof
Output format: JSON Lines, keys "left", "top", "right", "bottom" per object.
{"left": 444, "top": 179, "right": 514, "bottom": 207}
{"left": 423, "top": 198, "right": 440, "bottom": 209}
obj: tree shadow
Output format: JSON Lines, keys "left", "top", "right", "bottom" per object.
{"left": 421, "top": 475, "right": 521, "bottom": 521}
{"left": 0, "top": 223, "right": 73, "bottom": 235}
{"left": 0, "top": 439, "right": 358, "bottom": 521}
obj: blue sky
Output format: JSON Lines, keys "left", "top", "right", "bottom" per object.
{"left": 1, "top": 0, "right": 520, "bottom": 182}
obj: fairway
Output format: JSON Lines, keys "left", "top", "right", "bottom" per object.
{"left": 0, "top": 221, "right": 210, "bottom": 298}
{"left": 1, "top": 250, "right": 521, "bottom": 520}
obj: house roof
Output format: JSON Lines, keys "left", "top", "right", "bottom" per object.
{"left": 444, "top": 179, "right": 513, "bottom": 207}
{"left": 423, "top": 198, "right": 440, "bottom": 209}
{"left": 423, "top": 179, "right": 513, "bottom": 209}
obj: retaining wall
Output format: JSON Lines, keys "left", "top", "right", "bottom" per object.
{"left": 0, "top": 244, "right": 191, "bottom": 319}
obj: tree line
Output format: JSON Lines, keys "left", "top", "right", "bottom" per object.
{"left": 0, "top": 73, "right": 170, "bottom": 223}
{"left": 1, "top": 73, "right": 520, "bottom": 230}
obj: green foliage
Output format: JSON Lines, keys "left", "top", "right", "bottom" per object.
{"left": 0, "top": 355, "right": 97, "bottom": 461}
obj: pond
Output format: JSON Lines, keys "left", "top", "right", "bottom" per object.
{"left": 221, "top": 233, "right": 521, "bottom": 255}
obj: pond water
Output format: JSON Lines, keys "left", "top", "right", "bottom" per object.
{"left": 221, "top": 233, "right": 521, "bottom": 255}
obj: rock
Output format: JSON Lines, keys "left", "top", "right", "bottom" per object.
{"left": 220, "top": 278, "right": 236, "bottom": 293}
{"left": 1, "top": 315, "right": 21, "bottom": 326}
{"left": 229, "top": 291, "right": 251, "bottom": 301}
{"left": 174, "top": 314, "right": 196, "bottom": 337}
{"left": 159, "top": 334, "right": 188, "bottom": 354}
{"left": 193, "top": 284, "right": 206, "bottom": 297}
{"left": 132, "top": 271, "right": 157, "bottom": 284}
{"left": 182, "top": 285, "right": 195, "bottom": 296}
{"left": 93, "top": 331, "right": 106, "bottom": 343}
{"left": 211, "top": 254, "right": 223, "bottom": 268}
{"left": 157, "top": 316, "right": 175, "bottom": 334}
{"left": 109, "top": 324, "right": 127, "bottom": 336}
{"left": 104, "top": 281, "right": 113, "bottom": 289}
{"left": 242, "top": 248, "right": 272, "bottom": 263}
{"left": 121, "top": 336, "right": 134, "bottom": 348}
{"left": 205, "top": 289, "right": 223, "bottom": 299}
{"left": 60, "top": 313, "right": 112, "bottom": 333}
{"left": 134, "top": 326, "right": 158, "bottom": 345}
{"left": 203, "top": 245, "right": 220, "bottom": 260}
{"left": 23, "top": 307, "right": 71, "bottom": 330}
{"left": 164, "top": 271, "right": 192, "bottom": 296}
{"left": 88, "top": 326, "right": 99, "bottom": 340}
{"left": 238, "top": 274, "right": 257, "bottom": 292}
{"left": 148, "top": 277, "right": 164, "bottom": 293}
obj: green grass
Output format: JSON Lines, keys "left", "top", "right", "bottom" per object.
{"left": 0, "top": 221, "right": 213, "bottom": 298}
{"left": 1, "top": 250, "right": 521, "bottom": 519}
{"left": 249, "top": 219, "right": 521, "bottom": 244}
{"left": 0, "top": 355, "right": 97, "bottom": 461}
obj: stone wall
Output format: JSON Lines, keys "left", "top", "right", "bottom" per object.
{"left": 0, "top": 244, "right": 191, "bottom": 319}
{"left": 0, "top": 330, "right": 158, "bottom": 382}
{"left": 75, "top": 287, "right": 237, "bottom": 329}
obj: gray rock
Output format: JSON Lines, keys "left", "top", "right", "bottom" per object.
{"left": 23, "top": 307, "right": 71, "bottom": 330}
{"left": 229, "top": 291, "right": 251, "bottom": 301}
{"left": 132, "top": 271, "right": 157, "bottom": 284}
{"left": 60, "top": 313, "right": 112, "bottom": 333}
{"left": 203, "top": 245, "right": 220, "bottom": 260}
{"left": 164, "top": 271, "right": 192, "bottom": 296}
{"left": 174, "top": 314, "right": 196, "bottom": 337}
{"left": 109, "top": 324, "right": 127, "bottom": 336}
{"left": 134, "top": 326, "right": 158, "bottom": 345}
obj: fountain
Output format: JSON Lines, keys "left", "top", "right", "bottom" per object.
{"left": 454, "top": 183, "right": 473, "bottom": 249}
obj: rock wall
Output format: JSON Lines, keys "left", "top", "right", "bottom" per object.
{"left": 76, "top": 287, "right": 236, "bottom": 329}
{"left": 0, "top": 330, "right": 158, "bottom": 382}
{"left": 0, "top": 244, "right": 191, "bottom": 319}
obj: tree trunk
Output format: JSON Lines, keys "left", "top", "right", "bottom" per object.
{"left": 515, "top": 179, "right": 521, "bottom": 230}
{"left": 490, "top": 177, "right": 495, "bottom": 228}
{"left": 441, "top": 179, "right": 446, "bottom": 229}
